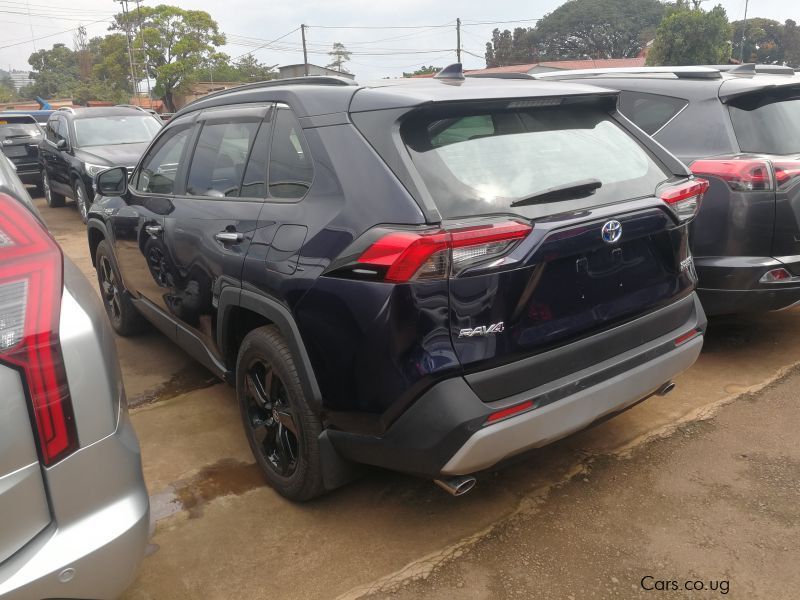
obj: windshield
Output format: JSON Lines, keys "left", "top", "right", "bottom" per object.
{"left": 401, "top": 105, "right": 670, "bottom": 219}
{"left": 729, "top": 95, "right": 800, "bottom": 155}
{"left": 74, "top": 115, "right": 161, "bottom": 147}
{"left": 0, "top": 116, "right": 41, "bottom": 141}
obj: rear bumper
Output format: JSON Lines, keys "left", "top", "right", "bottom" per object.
{"left": 0, "top": 413, "right": 150, "bottom": 600}
{"left": 328, "top": 293, "right": 706, "bottom": 478}
{"left": 695, "top": 255, "right": 800, "bottom": 315}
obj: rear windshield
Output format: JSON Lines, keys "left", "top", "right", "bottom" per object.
{"left": 74, "top": 115, "right": 161, "bottom": 147}
{"left": 729, "top": 95, "right": 800, "bottom": 155}
{"left": 401, "top": 105, "right": 670, "bottom": 219}
{"left": 0, "top": 116, "right": 41, "bottom": 141}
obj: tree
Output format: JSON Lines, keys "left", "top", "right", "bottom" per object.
{"left": 88, "top": 33, "right": 141, "bottom": 103}
{"left": 731, "top": 18, "right": 783, "bottom": 63}
{"left": 24, "top": 43, "right": 79, "bottom": 99}
{"left": 204, "top": 54, "right": 277, "bottom": 83}
{"left": 484, "top": 0, "right": 664, "bottom": 66}
{"left": 402, "top": 65, "right": 441, "bottom": 77}
{"left": 647, "top": 4, "right": 732, "bottom": 66}
{"left": 114, "top": 4, "right": 226, "bottom": 111}
{"left": 485, "top": 28, "right": 538, "bottom": 67}
{"left": 327, "top": 42, "right": 351, "bottom": 73}
{"left": 535, "top": 0, "right": 664, "bottom": 60}
{"left": 785, "top": 20, "right": 800, "bottom": 67}
{"left": 0, "top": 75, "right": 17, "bottom": 103}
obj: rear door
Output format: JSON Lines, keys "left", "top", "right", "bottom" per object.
{"left": 159, "top": 103, "right": 271, "bottom": 369}
{"left": 400, "top": 103, "right": 695, "bottom": 390}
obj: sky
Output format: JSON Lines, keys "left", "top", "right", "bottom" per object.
{"left": 1, "top": 0, "right": 798, "bottom": 81}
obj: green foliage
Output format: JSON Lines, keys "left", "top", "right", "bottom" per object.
{"left": 402, "top": 65, "right": 441, "bottom": 78}
{"left": 327, "top": 42, "right": 352, "bottom": 73}
{"left": 731, "top": 18, "right": 800, "bottom": 66}
{"left": 114, "top": 4, "right": 225, "bottom": 111}
{"left": 485, "top": 0, "right": 664, "bottom": 66}
{"left": 0, "top": 75, "right": 16, "bottom": 102}
{"left": 647, "top": 4, "right": 732, "bottom": 66}
{"left": 785, "top": 20, "right": 800, "bottom": 67}
{"left": 203, "top": 54, "right": 277, "bottom": 84}
{"left": 24, "top": 43, "right": 80, "bottom": 99}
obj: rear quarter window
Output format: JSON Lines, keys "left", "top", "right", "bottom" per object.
{"left": 618, "top": 91, "right": 688, "bottom": 135}
{"left": 402, "top": 105, "right": 671, "bottom": 219}
{"left": 728, "top": 94, "right": 800, "bottom": 155}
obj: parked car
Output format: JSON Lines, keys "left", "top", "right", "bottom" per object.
{"left": 535, "top": 64, "right": 800, "bottom": 315}
{"left": 0, "top": 153, "right": 149, "bottom": 598}
{"left": 39, "top": 106, "right": 162, "bottom": 223}
{"left": 0, "top": 113, "right": 43, "bottom": 192}
{"left": 87, "top": 68, "right": 707, "bottom": 501}
{"left": 1, "top": 109, "right": 55, "bottom": 127}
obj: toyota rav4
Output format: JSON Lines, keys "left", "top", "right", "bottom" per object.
{"left": 86, "top": 67, "right": 707, "bottom": 501}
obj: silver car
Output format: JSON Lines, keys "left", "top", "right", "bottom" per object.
{"left": 0, "top": 154, "right": 149, "bottom": 598}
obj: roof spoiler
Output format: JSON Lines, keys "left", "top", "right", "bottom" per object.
{"left": 722, "top": 63, "right": 797, "bottom": 76}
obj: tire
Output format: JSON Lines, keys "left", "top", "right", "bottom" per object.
{"left": 94, "top": 240, "right": 147, "bottom": 336}
{"left": 73, "top": 178, "right": 90, "bottom": 224}
{"left": 42, "top": 169, "right": 65, "bottom": 208}
{"left": 236, "top": 326, "right": 325, "bottom": 501}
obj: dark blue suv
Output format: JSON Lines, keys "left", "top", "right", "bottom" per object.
{"left": 87, "top": 69, "right": 707, "bottom": 500}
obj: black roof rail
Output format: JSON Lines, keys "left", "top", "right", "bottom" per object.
{"left": 466, "top": 72, "right": 535, "bottom": 80}
{"left": 193, "top": 76, "right": 358, "bottom": 104}
{"left": 722, "top": 63, "right": 797, "bottom": 76}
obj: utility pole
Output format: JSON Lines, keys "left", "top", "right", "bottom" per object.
{"left": 301, "top": 24, "right": 309, "bottom": 76}
{"left": 739, "top": 0, "right": 749, "bottom": 63}
{"left": 115, "top": 0, "right": 139, "bottom": 97}
{"left": 456, "top": 18, "right": 461, "bottom": 63}
{"left": 132, "top": 0, "right": 151, "bottom": 100}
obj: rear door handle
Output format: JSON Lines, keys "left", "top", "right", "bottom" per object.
{"left": 145, "top": 224, "right": 163, "bottom": 237}
{"left": 215, "top": 231, "right": 243, "bottom": 244}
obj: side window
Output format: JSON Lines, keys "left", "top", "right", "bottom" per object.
{"left": 186, "top": 120, "right": 260, "bottom": 198}
{"left": 45, "top": 118, "right": 58, "bottom": 143}
{"left": 240, "top": 118, "right": 271, "bottom": 198}
{"left": 57, "top": 117, "right": 71, "bottom": 145}
{"left": 135, "top": 125, "right": 192, "bottom": 195}
{"left": 618, "top": 91, "right": 688, "bottom": 135}
{"left": 268, "top": 106, "right": 313, "bottom": 200}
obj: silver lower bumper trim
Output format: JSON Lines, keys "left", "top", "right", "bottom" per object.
{"left": 441, "top": 336, "right": 703, "bottom": 476}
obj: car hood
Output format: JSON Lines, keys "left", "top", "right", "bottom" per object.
{"left": 75, "top": 142, "right": 149, "bottom": 168}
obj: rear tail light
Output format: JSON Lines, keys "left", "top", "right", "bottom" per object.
{"left": 773, "top": 161, "right": 800, "bottom": 191}
{"left": 690, "top": 159, "right": 773, "bottom": 191}
{"left": 760, "top": 268, "right": 797, "bottom": 283}
{"left": 0, "top": 192, "right": 77, "bottom": 466}
{"left": 358, "top": 221, "right": 532, "bottom": 282}
{"left": 658, "top": 179, "right": 709, "bottom": 222}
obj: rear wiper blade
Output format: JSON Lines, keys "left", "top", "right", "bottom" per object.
{"left": 510, "top": 178, "right": 602, "bottom": 208}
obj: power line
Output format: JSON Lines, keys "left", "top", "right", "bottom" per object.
{"left": 231, "top": 27, "right": 301, "bottom": 61}
{"left": 0, "top": 17, "right": 111, "bottom": 50}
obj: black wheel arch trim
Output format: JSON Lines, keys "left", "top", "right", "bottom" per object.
{"left": 218, "top": 287, "right": 323, "bottom": 411}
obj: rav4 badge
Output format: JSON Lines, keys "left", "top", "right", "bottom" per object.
{"left": 459, "top": 322, "right": 505, "bottom": 338}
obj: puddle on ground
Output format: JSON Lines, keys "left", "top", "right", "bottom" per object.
{"left": 128, "top": 364, "right": 219, "bottom": 408}
{"left": 151, "top": 459, "right": 265, "bottom": 521}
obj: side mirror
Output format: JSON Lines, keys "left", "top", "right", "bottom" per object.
{"left": 56, "top": 138, "right": 68, "bottom": 150}
{"left": 96, "top": 166, "right": 128, "bottom": 197}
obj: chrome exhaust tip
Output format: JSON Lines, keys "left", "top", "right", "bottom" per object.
{"left": 434, "top": 476, "right": 477, "bottom": 496}
{"left": 656, "top": 381, "right": 676, "bottom": 396}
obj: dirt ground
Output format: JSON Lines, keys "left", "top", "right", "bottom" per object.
{"left": 36, "top": 196, "right": 800, "bottom": 600}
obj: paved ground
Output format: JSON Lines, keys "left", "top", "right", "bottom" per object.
{"left": 37, "top": 196, "right": 800, "bottom": 600}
